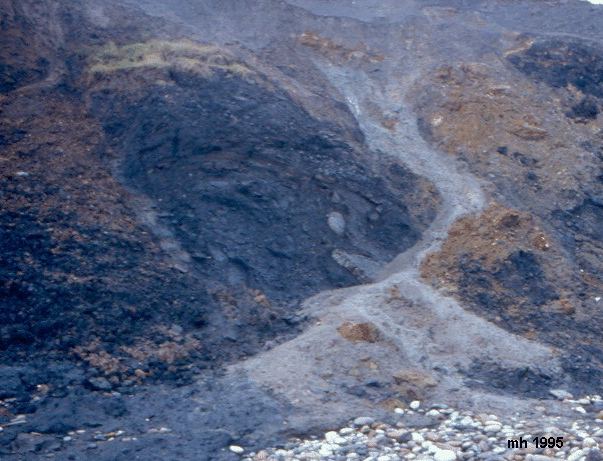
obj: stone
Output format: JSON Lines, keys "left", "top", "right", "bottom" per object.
{"left": 387, "top": 430, "right": 411, "bottom": 443}
{"left": 586, "top": 450, "right": 603, "bottom": 461}
{"left": 510, "top": 122, "right": 547, "bottom": 140}
{"left": 567, "top": 450, "right": 585, "bottom": 461}
{"left": 455, "top": 416, "right": 474, "bottom": 429}
{"left": 434, "top": 449, "right": 457, "bottom": 461}
{"left": 483, "top": 424, "right": 502, "bottom": 434}
{"left": 327, "top": 211, "right": 346, "bottom": 235}
{"left": 583, "top": 438, "right": 597, "bottom": 448}
{"left": 354, "top": 417, "right": 375, "bottom": 426}
{"left": 338, "top": 322, "right": 381, "bottom": 343}
{"left": 87, "top": 377, "right": 112, "bottom": 391}
{"left": 229, "top": 445, "right": 245, "bottom": 454}
{"left": 325, "top": 431, "right": 346, "bottom": 444}
{"left": 400, "top": 414, "right": 439, "bottom": 428}
{"left": 318, "top": 444, "right": 334, "bottom": 456}
{"left": 549, "top": 389, "right": 573, "bottom": 400}
{"left": 411, "top": 432, "right": 424, "bottom": 443}
{"left": 410, "top": 401, "right": 421, "bottom": 410}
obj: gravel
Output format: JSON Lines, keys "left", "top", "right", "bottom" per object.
{"left": 240, "top": 395, "right": 603, "bottom": 461}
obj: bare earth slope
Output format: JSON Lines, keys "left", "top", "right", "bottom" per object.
{"left": 0, "top": 0, "right": 602, "bottom": 459}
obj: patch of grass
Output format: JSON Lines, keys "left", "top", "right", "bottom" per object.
{"left": 88, "top": 39, "right": 251, "bottom": 77}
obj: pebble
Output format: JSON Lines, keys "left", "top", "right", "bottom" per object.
{"left": 568, "top": 449, "right": 586, "bottom": 461}
{"left": 318, "top": 444, "right": 334, "bottom": 456}
{"left": 325, "top": 431, "right": 347, "bottom": 444}
{"left": 484, "top": 424, "right": 502, "bottom": 434}
{"left": 584, "top": 438, "right": 598, "bottom": 448}
{"left": 550, "top": 389, "right": 573, "bottom": 400}
{"left": 411, "top": 432, "right": 424, "bottom": 443}
{"left": 434, "top": 449, "right": 457, "bottom": 461}
{"left": 229, "top": 445, "right": 245, "bottom": 454}
{"left": 252, "top": 396, "right": 603, "bottom": 461}
{"left": 410, "top": 401, "right": 421, "bottom": 410}
{"left": 327, "top": 211, "right": 346, "bottom": 235}
{"left": 354, "top": 417, "right": 374, "bottom": 426}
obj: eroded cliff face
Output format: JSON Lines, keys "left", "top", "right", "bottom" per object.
{"left": 2, "top": 12, "right": 438, "bottom": 373}
{"left": 1, "top": 0, "right": 602, "bottom": 459}
{"left": 415, "top": 36, "right": 603, "bottom": 390}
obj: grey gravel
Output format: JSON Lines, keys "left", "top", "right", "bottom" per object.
{"left": 243, "top": 396, "right": 603, "bottom": 461}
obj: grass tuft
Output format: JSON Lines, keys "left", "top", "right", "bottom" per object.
{"left": 88, "top": 39, "right": 252, "bottom": 77}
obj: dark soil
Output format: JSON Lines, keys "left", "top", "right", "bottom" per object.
{"left": 508, "top": 39, "right": 603, "bottom": 99}
{"left": 464, "top": 361, "right": 559, "bottom": 399}
{"left": 90, "top": 67, "right": 428, "bottom": 309}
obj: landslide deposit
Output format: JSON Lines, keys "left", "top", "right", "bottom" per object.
{"left": 0, "top": 0, "right": 602, "bottom": 460}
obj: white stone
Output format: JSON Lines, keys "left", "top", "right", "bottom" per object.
{"left": 567, "top": 450, "right": 586, "bottom": 461}
{"left": 433, "top": 449, "right": 457, "bottom": 461}
{"left": 318, "top": 444, "right": 334, "bottom": 456}
{"left": 423, "top": 441, "right": 435, "bottom": 452}
{"left": 411, "top": 432, "right": 424, "bottom": 443}
{"left": 410, "top": 400, "right": 421, "bottom": 410}
{"left": 325, "top": 431, "right": 346, "bottom": 444}
{"left": 458, "top": 416, "right": 474, "bottom": 427}
{"left": 229, "top": 445, "right": 245, "bottom": 454}
{"left": 327, "top": 211, "right": 346, "bottom": 235}
{"left": 339, "top": 427, "right": 354, "bottom": 435}
{"left": 582, "top": 437, "right": 597, "bottom": 448}
{"left": 484, "top": 424, "right": 502, "bottom": 434}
